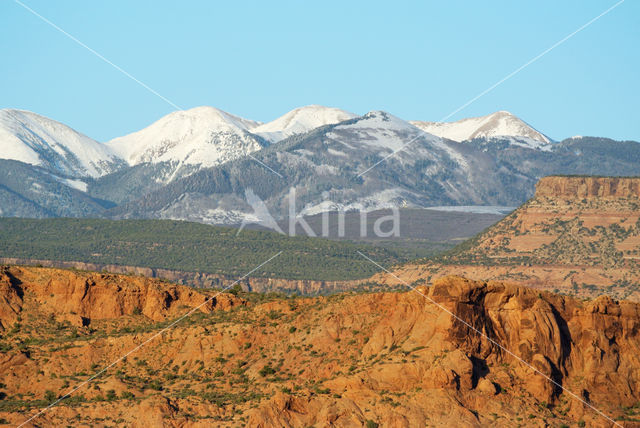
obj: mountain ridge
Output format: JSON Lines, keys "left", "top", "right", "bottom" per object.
{"left": 411, "top": 110, "right": 552, "bottom": 146}
{"left": 252, "top": 105, "right": 357, "bottom": 143}
{"left": 1, "top": 107, "right": 639, "bottom": 222}
{"left": 105, "top": 106, "right": 264, "bottom": 167}
{"left": 0, "top": 109, "right": 124, "bottom": 178}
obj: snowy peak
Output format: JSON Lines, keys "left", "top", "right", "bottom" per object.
{"left": 253, "top": 105, "right": 357, "bottom": 142}
{"left": 0, "top": 106, "right": 554, "bottom": 185}
{"left": 329, "top": 110, "right": 451, "bottom": 156}
{"left": 0, "top": 109, "right": 122, "bottom": 178}
{"left": 350, "top": 110, "right": 423, "bottom": 132}
{"left": 410, "top": 111, "right": 551, "bottom": 144}
{"left": 105, "top": 106, "right": 264, "bottom": 168}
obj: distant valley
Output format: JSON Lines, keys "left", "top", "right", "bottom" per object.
{"left": 0, "top": 206, "right": 502, "bottom": 292}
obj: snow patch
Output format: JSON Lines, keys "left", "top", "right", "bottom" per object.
{"left": 327, "top": 148, "right": 347, "bottom": 157}
{"left": 427, "top": 205, "right": 515, "bottom": 215}
{"left": 301, "top": 188, "right": 414, "bottom": 216}
{"left": 61, "top": 178, "right": 88, "bottom": 192}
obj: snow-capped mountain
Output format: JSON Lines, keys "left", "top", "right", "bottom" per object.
{"left": 109, "top": 110, "right": 489, "bottom": 224}
{"left": 331, "top": 110, "right": 465, "bottom": 163}
{"left": 106, "top": 106, "right": 265, "bottom": 171}
{"left": 110, "top": 110, "right": 640, "bottom": 228}
{"left": 2, "top": 105, "right": 639, "bottom": 222}
{"left": 0, "top": 109, "right": 123, "bottom": 178}
{"left": 252, "top": 105, "right": 357, "bottom": 143}
{"left": 410, "top": 111, "right": 552, "bottom": 145}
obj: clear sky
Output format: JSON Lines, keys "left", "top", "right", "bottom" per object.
{"left": 1, "top": 0, "right": 638, "bottom": 142}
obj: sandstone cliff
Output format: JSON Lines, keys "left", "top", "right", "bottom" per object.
{"left": 0, "top": 266, "right": 240, "bottom": 329}
{"left": 536, "top": 176, "right": 640, "bottom": 199}
{"left": 0, "top": 257, "right": 365, "bottom": 295}
{"left": 2, "top": 267, "right": 639, "bottom": 427}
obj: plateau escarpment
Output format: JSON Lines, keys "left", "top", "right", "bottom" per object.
{"left": 535, "top": 176, "right": 640, "bottom": 199}
{"left": 0, "top": 258, "right": 368, "bottom": 295}
{"left": 1, "top": 267, "right": 639, "bottom": 426}
{"left": 376, "top": 176, "right": 640, "bottom": 301}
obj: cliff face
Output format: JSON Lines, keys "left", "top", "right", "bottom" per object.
{"left": 429, "top": 277, "right": 640, "bottom": 406}
{"left": 0, "top": 258, "right": 366, "bottom": 295}
{"left": 0, "top": 266, "right": 241, "bottom": 328}
{"left": 2, "top": 270, "right": 640, "bottom": 427}
{"left": 380, "top": 175, "right": 640, "bottom": 301}
{"left": 536, "top": 176, "right": 640, "bottom": 199}
{"left": 0, "top": 269, "right": 22, "bottom": 329}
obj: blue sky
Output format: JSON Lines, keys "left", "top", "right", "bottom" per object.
{"left": 1, "top": 0, "right": 638, "bottom": 142}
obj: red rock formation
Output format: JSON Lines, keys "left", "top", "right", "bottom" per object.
{"left": 0, "top": 267, "right": 22, "bottom": 329}
{"left": 2, "top": 268, "right": 639, "bottom": 427}
{"left": 0, "top": 257, "right": 361, "bottom": 295}
{"left": 536, "top": 176, "right": 640, "bottom": 199}
{"left": 0, "top": 266, "right": 241, "bottom": 326}
{"left": 428, "top": 276, "right": 640, "bottom": 407}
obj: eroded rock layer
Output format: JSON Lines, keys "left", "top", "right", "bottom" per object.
{"left": 1, "top": 267, "right": 639, "bottom": 427}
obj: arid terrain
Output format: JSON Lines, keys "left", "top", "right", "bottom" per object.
{"left": 2, "top": 0, "right": 638, "bottom": 426}
{"left": 375, "top": 176, "right": 640, "bottom": 302}
{"left": 1, "top": 266, "right": 640, "bottom": 427}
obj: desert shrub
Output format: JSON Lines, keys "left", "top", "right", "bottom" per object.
{"left": 258, "top": 365, "right": 276, "bottom": 377}
{"left": 44, "top": 390, "right": 57, "bottom": 402}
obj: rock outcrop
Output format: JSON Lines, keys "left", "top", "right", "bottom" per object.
{"left": 0, "top": 257, "right": 363, "bottom": 295}
{"left": 0, "top": 267, "right": 22, "bottom": 329}
{"left": 2, "top": 268, "right": 639, "bottom": 427}
{"left": 536, "top": 176, "right": 640, "bottom": 199}
{"left": 0, "top": 266, "right": 240, "bottom": 328}
{"left": 429, "top": 276, "right": 640, "bottom": 406}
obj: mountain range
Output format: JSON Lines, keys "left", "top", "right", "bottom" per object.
{"left": 1, "top": 105, "right": 639, "bottom": 225}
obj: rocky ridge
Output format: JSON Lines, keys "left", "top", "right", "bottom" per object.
{"left": 1, "top": 267, "right": 639, "bottom": 426}
{"left": 536, "top": 176, "right": 640, "bottom": 199}
{"left": 0, "top": 266, "right": 240, "bottom": 329}
{"left": 0, "top": 258, "right": 366, "bottom": 295}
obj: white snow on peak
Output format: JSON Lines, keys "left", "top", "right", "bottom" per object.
{"left": 410, "top": 111, "right": 551, "bottom": 144}
{"left": 253, "top": 105, "right": 357, "bottom": 143}
{"left": 350, "top": 110, "right": 422, "bottom": 132}
{"left": 332, "top": 110, "right": 440, "bottom": 151}
{"left": 0, "top": 109, "right": 121, "bottom": 177}
{"left": 331, "top": 110, "right": 472, "bottom": 173}
{"left": 105, "top": 106, "right": 263, "bottom": 167}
